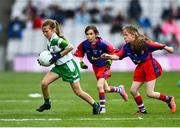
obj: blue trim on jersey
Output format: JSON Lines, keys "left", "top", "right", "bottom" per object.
{"left": 152, "top": 59, "right": 161, "bottom": 77}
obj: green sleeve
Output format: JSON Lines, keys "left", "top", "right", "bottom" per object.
{"left": 59, "top": 39, "right": 69, "bottom": 49}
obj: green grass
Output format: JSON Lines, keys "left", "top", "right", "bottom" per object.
{"left": 0, "top": 71, "right": 180, "bottom": 127}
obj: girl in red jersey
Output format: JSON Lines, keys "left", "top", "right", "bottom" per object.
{"left": 101, "top": 25, "right": 176, "bottom": 114}
{"left": 74, "top": 25, "right": 128, "bottom": 113}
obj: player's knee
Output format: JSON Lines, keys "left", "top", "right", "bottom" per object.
{"left": 146, "top": 92, "right": 154, "bottom": 98}
{"left": 74, "top": 89, "right": 82, "bottom": 97}
{"left": 104, "top": 89, "right": 109, "bottom": 93}
{"left": 41, "top": 80, "right": 49, "bottom": 89}
{"left": 130, "top": 88, "right": 136, "bottom": 95}
{"left": 97, "top": 86, "right": 101, "bottom": 91}
{"left": 97, "top": 84, "right": 104, "bottom": 91}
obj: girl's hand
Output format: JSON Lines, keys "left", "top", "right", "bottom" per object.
{"left": 80, "top": 61, "right": 88, "bottom": 69}
{"left": 49, "top": 52, "right": 61, "bottom": 64}
{"left": 101, "top": 53, "right": 110, "bottom": 58}
{"left": 101, "top": 53, "right": 119, "bottom": 60}
{"left": 165, "top": 46, "right": 174, "bottom": 53}
{"left": 106, "top": 59, "right": 112, "bottom": 67}
{"left": 37, "top": 59, "right": 42, "bottom": 66}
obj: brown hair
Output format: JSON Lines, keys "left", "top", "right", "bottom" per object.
{"left": 131, "top": 36, "right": 146, "bottom": 54}
{"left": 122, "top": 25, "right": 150, "bottom": 54}
{"left": 122, "top": 25, "right": 140, "bottom": 38}
{"left": 85, "top": 25, "right": 99, "bottom": 35}
{"left": 42, "top": 19, "right": 65, "bottom": 39}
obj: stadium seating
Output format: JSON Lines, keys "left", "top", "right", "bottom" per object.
{"left": 8, "top": 0, "right": 180, "bottom": 63}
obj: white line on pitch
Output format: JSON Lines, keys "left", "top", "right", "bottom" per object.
{"left": 0, "top": 118, "right": 62, "bottom": 121}
{"left": 1, "top": 117, "right": 180, "bottom": 122}
{"left": 0, "top": 100, "right": 31, "bottom": 103}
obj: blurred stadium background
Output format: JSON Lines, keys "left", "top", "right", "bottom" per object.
{"left": 0, "top": 0, "right": 180, "bottom": 71}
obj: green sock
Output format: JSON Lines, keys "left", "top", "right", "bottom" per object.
{"left": 44, "top": 98, "right": 50, "bottom": 104}
{"left": 92, "top": 102, "right": 99, "bottom": 108}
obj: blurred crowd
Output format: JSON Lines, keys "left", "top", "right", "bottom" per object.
{"left": 8, "top": 0, "right": 180, "bottom": 53}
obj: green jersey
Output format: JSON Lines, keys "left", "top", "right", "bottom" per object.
{"left": 47, "top": 33, "right": 73, "bottom": 65}
{"left": 47, "top": 33, "right": 80, "bottom": 83}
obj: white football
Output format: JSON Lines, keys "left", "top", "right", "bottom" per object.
{"left": 38, "top": 51, "right": 52, "bottom": 67}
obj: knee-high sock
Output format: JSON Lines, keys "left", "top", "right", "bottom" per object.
{"left": 134, "top": 95, "right": 146, "bottom": 112}
{"left": 109, "top": 86, "right": 120, "bottom": 92}
{"left": 159, "top": 93, "right": 170, "bottom": 103}
{"left": 99, "top": 92, "right": 106, "bottom": 108}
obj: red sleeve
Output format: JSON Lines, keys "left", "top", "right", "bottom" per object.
{"left": 107, "top": 43, "right": 116, "bottom": 54}
{"left": 74, "top": 42, "right": 84, "bottom": 57}
{"left": 146, "top": 40, "right": 166, "bottom": 49}
{"left": 116, "top": 48, "right": 125, "bottom": 59}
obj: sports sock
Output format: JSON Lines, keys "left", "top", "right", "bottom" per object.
{"left": 159, "top": 93, "right": 170, "bottom": 103}
{"left": 134, "top": 95, "right": 146, "bottom": 112}
{"left": 99, "top": 92, "right": 106, "bottom": 109}
{"left": 109, "top": 86, "right": 120, "bottom": 92}
{"left": 92, "top": 102, "right": 99, "bottom": 108}
{"left": 44, "top": 98, "right": 50, "bottom": 104}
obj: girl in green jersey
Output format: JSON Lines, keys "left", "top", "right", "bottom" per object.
{"left": 36, "top": 19, "right": 100, "bottom": 114}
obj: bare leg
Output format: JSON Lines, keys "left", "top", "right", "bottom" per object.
{"left": 146, "top": 79, "right": 176, "bottom": 113}
{"left": 103, "top": 80, "right": 110, "bottom": 92}
{"left": 41, "top": 72, "right": 59, "bottom": 99}
{"left": 146, "top": 79, "right": 161, "bottom": 98}
{"left": 130, "top": 81, "right": 143, "bottom": 97}
{"left": 36, "top": 71, "right": 59, "bottom": 112}
{"left": 97, "top": 78, "right": 106, "bottom": 93}
{"left": 70, "top": 81, "right": 95, "bottom": 105}
{"left": 130, "top": 81, "right": 146, "bottom": 113}
{"left": 71, "top": 81, "right": 100, "bottom": 114}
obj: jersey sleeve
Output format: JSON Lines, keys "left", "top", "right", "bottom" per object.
{"left": 146, "top": 40, "right": 166, "bottom": 52}
{"left": 58, "top": 39, "right": 72, "bottom": 49}
{"left": 116, "top": 46, "right": 126, "bottom": 60}
{"left": 106, "top": 43, "right": 116, "bottom": 54}
{"left": 74, "top": 42, "right": 84, "bottom": 57}
{"left": 51, "top": 38, "right": 72, "bottom": 50}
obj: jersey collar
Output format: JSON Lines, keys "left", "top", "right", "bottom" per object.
{"left": 49, "top": 33, "right": 57, "bottom": 42}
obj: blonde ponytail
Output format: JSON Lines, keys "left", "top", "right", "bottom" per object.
{"left": 42, "top": 19, "right": 65, "bottom": 39}
{"left": 54, "top": 20, "right": 65, "bottom": 39}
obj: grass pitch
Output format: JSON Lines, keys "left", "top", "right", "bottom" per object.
{"left": 0, "top": 71, "right": 179, "bottom": 127}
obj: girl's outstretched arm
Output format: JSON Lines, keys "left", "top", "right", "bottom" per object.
{"left": 101, "top": 53, "right": 119, "bottom": 60}
{"left": 164, "top": 46, "right": 174, "bottom": 53}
